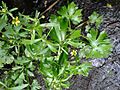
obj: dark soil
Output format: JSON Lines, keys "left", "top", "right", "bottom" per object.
{"left": 2, "top": 0, "right": 120, "bottom": 90}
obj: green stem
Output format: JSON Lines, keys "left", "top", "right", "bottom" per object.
{"left": 46, "top": 28, "right": 52, "bottom": 39}
{"left": 26, "top": 68, "right": 30, "bottom": 90}
{"left": 68, "top": 19, "right": 71, "bottom": 29}
{"left": 8, "top": 12, "right": 14, "bottom": 19}
{"left": 17, "top": 44, "right": 20, "bottom": 57}
{"left": 80, "top": 34, "right": 88, "bottom": 40}
{"left": 61, "top": 74, "right": 73, "bottom": 82}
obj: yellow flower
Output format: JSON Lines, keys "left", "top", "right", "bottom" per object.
{"left": 12, "top": 16, "right": 20, "bottom": 26}
{"left": 71, "top": 50, "right": 77, "bottom": 57}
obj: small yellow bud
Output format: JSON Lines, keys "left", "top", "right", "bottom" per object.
{"left": 2, "top": 9, "right": 6, "bottom": 13}
{"left": 41, "top": 15, "right": 45, "bottom": 19}
{"left": 4, "top": 71, "right": 8, "bottom": 74}
{"left": 107, "top": 3, "right": 112, "bottom": 8}
{"left": 2, "top": 35, "right": 4, "bottom": 37}
{"left": 9, "top": 40, "right": 13, "bottom": 43}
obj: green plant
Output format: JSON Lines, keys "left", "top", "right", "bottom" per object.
{"left": 0, "top": 1, "right": 112, "bottom": 90}
{"left": 0, "top": 2, "right": 40, "bottom": 90}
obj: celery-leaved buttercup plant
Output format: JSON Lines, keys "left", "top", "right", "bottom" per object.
{"left": 0, "top": 1, "right": 112, "bottom": 90}
{"left": 0, "top": 2, "right": 40, "bottom": 90}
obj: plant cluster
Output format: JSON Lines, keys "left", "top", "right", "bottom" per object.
{"left": 0, "top": 1, "right": 112, "bottom": 90}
